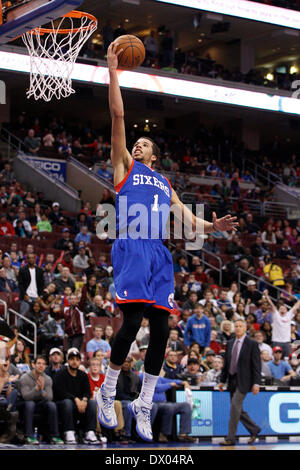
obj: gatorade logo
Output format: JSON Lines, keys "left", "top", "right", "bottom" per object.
{"left": 269, "top": 393, "right": 300, "bottom": 433}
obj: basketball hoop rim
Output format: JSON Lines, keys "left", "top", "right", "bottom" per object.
{"left": 26, "top": 10, "right": 97, "bottom": 35}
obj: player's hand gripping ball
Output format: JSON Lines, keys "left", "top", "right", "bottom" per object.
{"left": 114, "top": 35, "right": 145, "bottom": 70}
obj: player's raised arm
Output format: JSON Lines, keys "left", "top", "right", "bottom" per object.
{"left": 107, "top": 42, "right": 133, "bottom": 182}
{"left": 171, "top": 188, "right": 238, "bottom": 234}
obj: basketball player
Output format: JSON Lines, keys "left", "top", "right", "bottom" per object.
{"left": 96, "top": 41, "right": 238, "bottom": 442}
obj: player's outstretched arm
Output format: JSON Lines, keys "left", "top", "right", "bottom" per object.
{"left": 107, "top": 42, "right": 132, "bottom": 183}
{"left": 171, "top": 189, "right": 238, "bottom": 234}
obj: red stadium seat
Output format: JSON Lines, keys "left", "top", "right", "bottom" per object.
{"left": 90, "top": 317, "right": 110, "bottom": 329}
{"left": 111, "top": 316, "right": 123, "bottom": 334}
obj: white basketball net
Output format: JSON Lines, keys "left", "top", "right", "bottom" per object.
{"left": 22, "top": 13, "right": 97, "bottom": 102}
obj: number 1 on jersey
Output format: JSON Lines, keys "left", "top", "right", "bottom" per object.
{"left": 152, "top": 194, "right": 159, "bottom": 212}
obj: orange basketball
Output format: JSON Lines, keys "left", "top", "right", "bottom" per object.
{"left": 114, "top": 35, "right": 145, "bottom": 70}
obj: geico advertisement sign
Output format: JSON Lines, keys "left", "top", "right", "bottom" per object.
{"left": 29, "top": 160, "right": 62, "bottom": 172}
{"left": 176, "top": 391, "right": 213, "bottom": 435}
{"left": 269, "top": 393, "right": 300, "bottom": 434}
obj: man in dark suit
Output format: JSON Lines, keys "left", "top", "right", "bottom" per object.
{"left": 18, "top": 252, "right": 45, "bottom": 320}
{"left": 218, "top": 319, "right": 261, "bottom": 445}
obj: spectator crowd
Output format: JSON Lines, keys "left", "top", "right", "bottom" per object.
{"left": 0, "top": 143, "right": 299, "bottom": 446}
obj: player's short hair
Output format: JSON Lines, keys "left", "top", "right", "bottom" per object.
{"left": 139, "top": 136, "right": 161, "bottom": 158}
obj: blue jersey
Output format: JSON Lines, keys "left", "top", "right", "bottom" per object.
{"left": 115, "top": 159, "right": 172, "bottom": 240}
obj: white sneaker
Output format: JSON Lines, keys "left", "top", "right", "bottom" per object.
{"left": 64, "top": 430, "right": 77, "bottom": 444}
{"left": 128, "top": 398, "right": 153, "bottom": 442}
{"left": 83, "top": 430, "right": 99, "bottom": 445}
{"left": 95, "top": 384, "right": 117, "bottom": 429}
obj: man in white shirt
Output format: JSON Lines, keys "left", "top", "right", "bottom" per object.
{"left": 264, "top": 290, "right": 300, "bottom": 358}
{"left": 203, "top": 355, "right": 224, "bottom": 385}
{"left": 18, "top": 253, "right": 44, "bottom": 320}
{"left": 198, "top": 289, "right": 218, "bottom": 313}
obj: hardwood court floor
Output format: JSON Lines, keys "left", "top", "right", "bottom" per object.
{"left": 0, "top": 439, "right": 299, "bottom": 450}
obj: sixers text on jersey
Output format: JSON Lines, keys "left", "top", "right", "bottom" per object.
{"left": 115, "top": 160, "right": 172, "bottom": 240}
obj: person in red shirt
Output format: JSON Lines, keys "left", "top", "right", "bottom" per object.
{"left": 194, "top": 264, "right": 208, "bottom": 284}
{"left": 88, "top": 357, "right": 105, "bottom": 399}
{"left": 209, "top": 329, "right": 224, "bottom": 355}
{"left": 0, "top": 215, "right": 15, "bottom": 237}
{"left": 88, "top": 356, "right": 126, "bottom": 440}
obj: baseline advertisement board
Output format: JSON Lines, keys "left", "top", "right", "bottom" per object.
{"left": 176, "top": 390, "right": 300, "bottom": 436}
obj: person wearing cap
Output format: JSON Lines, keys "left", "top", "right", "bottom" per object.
{"left": 202, "top": 349, "right": 216, "bottom": 372}
{"left": 243, "top": 280, "right": 262, "bottom": 306}
{"left": 55, "top": 228, "right": 73, "bottom": 251}
{"left": 53, "top": 348, "right": 99, "bottom": 445}
{"left": 267, "top": 346, "right": 296, "bottom": 382}
{"left": 45, "top": 348, "right": 64, "bottom": 381}
{"left": 264, "top": 290, "right": 300, "bottom": 357}
{"left": 177, "top": 357, "right": 203, "bottom": 387}
{"left": 133, "top": 345, "right": 148, "bottom": 373}
{"left": 49, "top": 202, "right": 64, "bottom": 226}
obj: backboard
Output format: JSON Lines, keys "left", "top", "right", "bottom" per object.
{"left": 0, "top": 0, "right": 83, "bottom": 45}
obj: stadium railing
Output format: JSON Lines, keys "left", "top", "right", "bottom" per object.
{"left": 169, "top": 240, "right": 223, "bottom": 285}
{"left": 242, "top": 157, "right": 283, "bottom": 188}
{"left": 180, "top": 191, "right": 298, "bottom": 218}
{"left": 0, "top": 298, "right": 7, "bottom": 321}
{"left": 7, "top": 307, "right": 37, "bottom": 359}
{"left": 0, "top": 124, "right": 24, "bottom": 158}
{"left": 237, "top": 267, "right": 298, "bottom": 303}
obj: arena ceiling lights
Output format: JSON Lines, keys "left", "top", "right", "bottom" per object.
{"left": 153, "top": 0, "right": 300, "bottom": 29}
{"left": 1, "top": 49, "right": 300, "bottom": 115}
